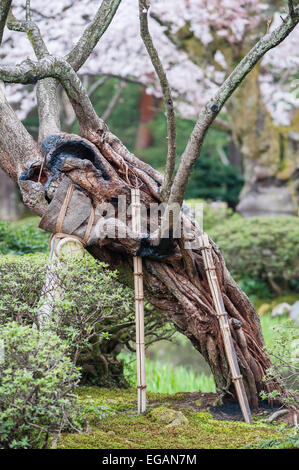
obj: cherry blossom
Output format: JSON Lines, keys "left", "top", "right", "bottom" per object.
{"left": 2, "top": 0, "right": 299, "bottom": 125}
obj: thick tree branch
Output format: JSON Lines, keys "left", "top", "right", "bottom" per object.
{"left": 61, "top": 77, "right": 108, "bottom": 132}
{"left": 7, "top": 8, "right": 48, "bottom": 59}
{"left": 0, "top": 56, "right": 105, "bottom": 133}
{"left": 139, "top": 0, "right": 176, "bottom": 202}
{"left": 7, "top": 5, "right": 60, "bottom": 141}
{"left": 0, "top": 81, "right": 48, "bottom": 215}
{"left": 0, "top": 0, "right": 12, "bottom": 44}
{"left": 66, "top": 0, "right": 122, "bottom": 72}
{"left": 168, "top": 8, "right": 299, "bottom": 207}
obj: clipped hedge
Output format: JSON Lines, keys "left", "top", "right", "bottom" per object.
{"left": 210, "top": 216, "right": 299, "bottom": 294}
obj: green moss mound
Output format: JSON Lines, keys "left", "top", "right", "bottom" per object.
{"left": 55, "top": 387, "right": 282, "bottom": 450}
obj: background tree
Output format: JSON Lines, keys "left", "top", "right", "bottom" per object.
{"left": 0, "top": 0, "right": 299, "bottom": 408}
{"left": 2, "top": 0, "right": 299, "bottom": 215}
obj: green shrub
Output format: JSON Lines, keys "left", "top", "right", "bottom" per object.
{"left": 0, "top": 322, "right": 80, "bottom": 449}
{"left": 210, "top": 216, "right": 299, "bottom": 294}
{"left": 0, "top": 217, "right": 49, "bottom": 255}
{"left": 0, "top": 254, "right": 47, "bottom": 326}
{"left": 260, "top": 320, "right": 298, "bottom": 409}
{"left": 0, "top": 254, "right": 173, "bottom": 386}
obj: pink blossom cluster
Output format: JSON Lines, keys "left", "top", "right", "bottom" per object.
{"left": 2, "top": 0, "right": 299, "bottom": 125}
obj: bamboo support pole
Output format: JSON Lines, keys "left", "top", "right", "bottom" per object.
{"left": 131, "top": 188, "right": 147, "bottom": 414}
{"left": 199, "top": 232, "right": 252, "bottom": 424}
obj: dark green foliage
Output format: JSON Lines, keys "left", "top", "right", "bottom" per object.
{"left": 186, "top": 154, "right": 244, "bottom": 208}
{"left": 138, "top": 111, "right": 196, "bottom": 170}
{"left": 71, "top": 79, "right": 141, "bottom": 150}
{"left": 184, "top": 126, "right": 243, "bottom": 207}
{"left": 210, "top": 215, "right": 299, "bottom": 295}
{"left": 0, "top": 217, "right": 49, "bottom": 255}
{"left": 238, "top": 278, "right": 272, "bottom": 300}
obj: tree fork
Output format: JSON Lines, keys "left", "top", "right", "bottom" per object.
{"left": 22, "top": 130, "right": 278, "bottom": 409}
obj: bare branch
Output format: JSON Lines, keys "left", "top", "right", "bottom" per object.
{"left": 25, "top": 0, "right": 31, "bottom": 22}
{"left": 66, "top": 0, "right": 122, "bottom": 72}
{"left": 139, "top": 0, "right": 176, "bottom": 201}
{"left": 86, "top": 72, "right": 146, "bottom": 86}
{"left": 168, "top": 7, "right": 299, "bottom": 207}
{"left": 7, "top": 9, "right": 48, "bottom": 59}
{"left": 0, "top": 0, "right": 12, "bottom": 45}
{"left": 101, "top": 80, "right": 126, "bottom": 121}
{"left": 213, "top": 117, "right": 231, "bottom": 133}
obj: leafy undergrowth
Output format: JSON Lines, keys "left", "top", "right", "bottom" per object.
{"left": 54, "top": 387, "right": 284, "bottom": 450}
{"left": 119, "top": 353, "right": 216, "bottom": 394}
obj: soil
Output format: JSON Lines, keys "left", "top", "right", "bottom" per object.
{"left": 152, "top": 391, "right": 292, "bottom": 424}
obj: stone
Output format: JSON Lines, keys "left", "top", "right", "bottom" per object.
{"left": 166, "top": 415, "right": 189, "bottom": 428}
{"left": 258, "top": 303, "right": 271, "bottom": 316}
{"left": 271, "top": 303, "right": 291, "bottom": 317}
{"left": 290, "top": 301, "right": 299, "bottom": 323}
{"left": 150, "top": 407, "right": 188, "bottom": 427}
{"left": 237, "top": 185, "right": 295, "bottom": 217}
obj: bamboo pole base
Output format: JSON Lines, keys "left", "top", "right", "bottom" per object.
{"left": 199, "top": 232, "right": 252, "bottom": 424}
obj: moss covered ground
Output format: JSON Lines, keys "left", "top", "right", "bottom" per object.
{"left": 55, "top": 387, "right": 284, "bottom": 450}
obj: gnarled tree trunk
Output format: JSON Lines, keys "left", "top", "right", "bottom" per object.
{"left": 32, "top": 128, "right": 274, "bottom": 410}
{"left": 1, "top": 0, "right": 297, "bottom": 412}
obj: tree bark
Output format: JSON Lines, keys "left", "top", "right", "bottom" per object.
{"left": 227, "top": 66, "right": 298, "bottom": 217}
{"left": 29, "top": 128, "right": 276, "bottom": 409}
